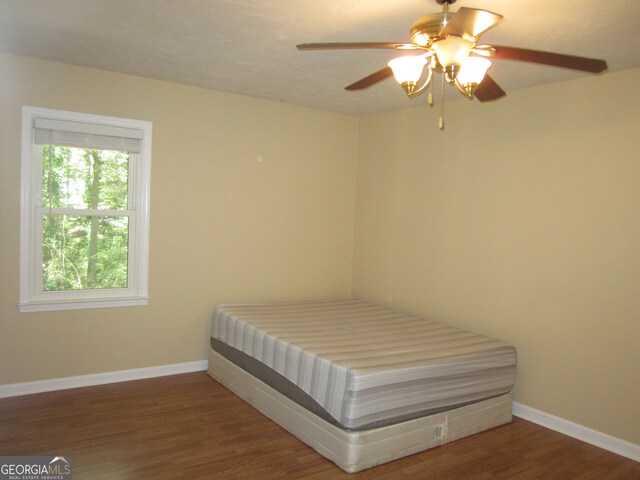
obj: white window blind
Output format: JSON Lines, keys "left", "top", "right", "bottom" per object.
{"left": 34, "top": 118, "right": 144, "bottom": 153}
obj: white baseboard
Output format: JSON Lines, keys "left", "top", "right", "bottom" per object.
{"left": 0, "top": 359, "right": 208, "bottom": 398}
{"left": 513, "top": 402, "right": 640, "bottom": 462}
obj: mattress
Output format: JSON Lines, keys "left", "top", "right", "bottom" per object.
{"left": 211, "top": 299, "right": 516, "bottom": 431}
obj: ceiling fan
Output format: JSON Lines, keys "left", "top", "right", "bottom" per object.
{"left": 297, "top": 0, "right": 607, "bottom": 128}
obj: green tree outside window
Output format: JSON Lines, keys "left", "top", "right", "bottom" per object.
{"left": 41, "top": 145, "right": 129, "bottom": 291}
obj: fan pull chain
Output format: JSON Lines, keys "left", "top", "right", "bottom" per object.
{"left": 439, "top": 72, "right": 446, "bottom": 130}
{"left": 427, "top": 64, "right": 435, "bottom": 107}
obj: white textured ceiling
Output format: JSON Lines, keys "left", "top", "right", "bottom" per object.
{"left": 1, "top": 0, "right": 639, "bottom": 116}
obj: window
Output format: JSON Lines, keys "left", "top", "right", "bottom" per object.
{"left": 20, "top": 106, "right": 152, "bottom": 312}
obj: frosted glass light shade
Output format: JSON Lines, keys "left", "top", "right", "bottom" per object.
{"left": 457, "top": 57, "right": 491, "bottom": 86}
{"left": 432, "top": 38, "right": 475, "bottom": 67}
{"left": 388, "top": 56, "right": 427, "bottom": 84}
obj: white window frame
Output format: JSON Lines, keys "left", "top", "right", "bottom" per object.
{"left": 19, "top": 106, "right": 152, "bottom": 312}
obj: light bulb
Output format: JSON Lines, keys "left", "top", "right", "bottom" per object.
{"left": 457, "top": 57, "right": 491, "bottom": 86}
{"left": 388, "top": 56, "right": 427, "bottom": 94}
{"left": 432, "top": 38, "right": 475, "bottom": 68}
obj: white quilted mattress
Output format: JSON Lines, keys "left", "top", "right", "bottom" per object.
{"left": 211, "top": 299, "right": 516, "bottom": 430}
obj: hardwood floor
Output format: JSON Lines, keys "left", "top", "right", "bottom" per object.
{"left": 1, "top": 372, "right": 638, "bottom": 479}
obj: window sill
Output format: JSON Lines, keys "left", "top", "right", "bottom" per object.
{"left": 19, "top": 296, "right": 149, "bottom": 313}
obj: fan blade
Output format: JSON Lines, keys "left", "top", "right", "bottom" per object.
{"left": 472, "top": 45, "right": 495, "bottom": 57}
{"left": 297, "top": 42, "right": 419, "bottom": 51}
{"left": 345, "top": 67, "right": 394, "bottom": 91}
{"left": 491, "top": 45, "right": 608, "bottom": 73}
{"left": 440, "top": 7, "right": 503, "bottom": 39}
{"left": 474, "top": 74, "right": 506, "bottom": 102}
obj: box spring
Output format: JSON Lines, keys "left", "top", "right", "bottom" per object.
{"left": 207, "top": 348, "right": 513, "bottom": 473}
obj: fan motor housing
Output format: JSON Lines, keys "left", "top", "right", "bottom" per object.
{"left": 410, "top": 13, "right": 454, "bottom": 46}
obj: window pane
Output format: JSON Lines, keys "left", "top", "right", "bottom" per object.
{"left": 41, "top": 146, "right": 129, "bottom": 210}
{"left": 42, "top": 214, "right": 129, "bottom": 291}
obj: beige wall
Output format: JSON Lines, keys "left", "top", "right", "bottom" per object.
{"left": 0, "top": 53, "right": 358, "bottom": 384}
{"left": 1, "top": 50, "right": 638, "bottom": 446}
{"left": 353, "top": 68, "right": 640, "bottom": 445}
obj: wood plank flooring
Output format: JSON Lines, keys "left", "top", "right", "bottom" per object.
{"left": 0, "top": 372, "right": 638, "bottom": 479}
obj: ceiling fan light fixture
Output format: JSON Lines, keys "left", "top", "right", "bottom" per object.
{"left": 457, "top": 56, "right": 491, "bottom": 86}
{"left": 388, "top": 56, "right": 427, "bottom": 94}
{"left": 432, "top": 37, "right": 475, "bottom": 82}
